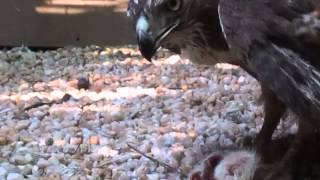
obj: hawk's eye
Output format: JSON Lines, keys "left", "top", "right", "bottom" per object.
{"left": 166, "top": 0, "right": 181, "bottom": 11}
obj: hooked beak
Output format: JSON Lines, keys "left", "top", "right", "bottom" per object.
{"left": 137, "top": 28, "right": 155, "bottom": 61}
{"left": 136, "top": 15, "right": 180, "bottom": 61}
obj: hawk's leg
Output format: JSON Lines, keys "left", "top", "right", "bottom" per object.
{"left": 254, "top": 86, "right": 286, "bottom": 163}
{"left": 279, "top": 119, "right": 314, "bottom": 170}
{"left": 254, "top": 119, "right": 315, "bottom": 180}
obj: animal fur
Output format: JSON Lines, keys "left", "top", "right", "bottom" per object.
{"left": 189, "top": 151, "right": 258, "bottom": 180}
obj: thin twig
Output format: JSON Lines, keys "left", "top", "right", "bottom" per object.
{"left": 24, "top": 102, "right": 54, "bottom": 111}
{"left": 127, "top": 143, "right": 188, "bottom": 178}
{"left": 127, "top": 143, "right": 174, "bottom": 170}
{"left": 0, "top": 108, "right": 14, "bottom": 114}
{"left": 71, "top": 144, "right": 81, "bottom": 154}
{"left": 24, "top": 93, "right": 72, "bottom": 111}
{"left": 96, "top": 159, "right": 113, "bottom": 168}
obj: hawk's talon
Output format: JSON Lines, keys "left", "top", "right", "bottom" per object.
{"left": 254, "top": 161, "right": 292, "bottom": 180}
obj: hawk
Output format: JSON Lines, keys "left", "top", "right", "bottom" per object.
{"left": 127, "top": 0, "right": 320, "bottom": 179}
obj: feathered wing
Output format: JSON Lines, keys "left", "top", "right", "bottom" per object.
{"left": 249, "top": 44, "right": 320, "bottom": 126}
{"left": 219, "top": 0, "right": 320, "bottom": 125}
{"left": 218, "top": 0, "right": 319, "bottom": 60}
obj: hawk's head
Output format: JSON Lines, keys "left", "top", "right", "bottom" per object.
{"left": 127, "top": 0, "right": 229, "bottom": 61}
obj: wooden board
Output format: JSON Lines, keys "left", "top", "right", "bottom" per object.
{"left": 0, "top": 0, "right": 135, "bottom": 48}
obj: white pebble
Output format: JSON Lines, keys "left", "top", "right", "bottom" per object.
{"left": 0, "top": 167, "right": 8, "bottom": 177}
{"left": 15, "top": 120, "right": 30, "bottom": 130}
{"left": 7, "top": 173, "right": 24, "bottom": 180}
{"left": 157, "top": 134, "right": 175, "bottom": 146}
{"left": 147, "top": 173, "right": 159, "bottom": 180}
{"left": 96, "top": 146, "right": 118, "bottom": 157}
{"left": 37, "top": 158, "right": 50, "bottom": 168}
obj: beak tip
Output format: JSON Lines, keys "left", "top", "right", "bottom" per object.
{"left": 136, "top": 20, "right": 156, "bottom": 61}
{"left": 145, "top": 57, "right": 152, "bottom": 62}
{"left": 138, "top": 38, "right": 155, "bottom": 62}
{"left": 139, "top": 48, "right": 153, "bottom": 62}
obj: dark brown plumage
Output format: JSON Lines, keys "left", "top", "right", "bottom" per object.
{"left": 127, "top": 0, "right": 320, "bottom": 179}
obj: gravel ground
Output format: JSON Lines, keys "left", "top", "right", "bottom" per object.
{"left": 0, "top": 46, "right": 297, "bottom": 180}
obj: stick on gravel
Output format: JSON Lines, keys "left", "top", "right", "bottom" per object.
{"left": 127, "top": 143, "right": 189, "bottom": 178}
{"left": 24, "top": 93, "right": 72, "bottom": 111}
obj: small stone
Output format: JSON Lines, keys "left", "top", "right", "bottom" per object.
{"left": 92, "top": 79, "right": 104, "bottom": 92}
{"left": 167, "top": 158, "right": 179, "bottom": 168}
{"left": 7, "top": 173, "right": 23, "bottom": 180}
{"left": 69, "top": 175, "right": 81, "bottom": 180}
{"left": 160, "top": 76, "right": 170, "bottom": 84}
{"left": 140, "top": 141, "right": 152, "bottom": 153}
{"left": 80, "top": 144, "right": 90, "bottom": 154}
{"left": 111, "top": 112, "right": 125, "bottom": 121}
{"left": 219, "top": 137, "right": 234, "bottom": 148}
{"left": 45, "top": 138, "right": 54, "bottom": 146}
{"left": 146, "top": 173, "right": 159, "bottom": 180}
{"left": 16, "top": 120, "right": 30, "bottom": 130}
{"left": 69, "top": 175, "right": 85, "bottom": 180}
{"left": 0, "top": 162, "right": 18, "bottom": 174}
{"left": 162, "top": 107, "right": 171, "bottom": 114}
{"left": 225, "top": 101, "right": 246, "bottom": 114}
{"left": 21, "top": 164, "right": 33, "bottom": 176}
{"left": 194, "top": 122, "right": 208, "bottom": 134}
{"left": 112, "top": 171, "right": 129, "bottom": 180}
{"left": 37, "top": 158, "right": 50, "bottom": 168}
{"left": 19, "top": 135, "right": 33, "bottom": 143}
{"left": 99, "top": 137, "right": 109, "bottom": 146}
{"left": 61, "top": 93, "right": 72, "bottom": 102}
{"left": 0, "top": 167, "right": 8, "bottom": 177}
{"left": 29, "top": 118, "right": 40, "bottom": 130}
{"left": 181, "top": 150, "right": 196, "bottom": 165}
{"left": 101, "top": 112, "right": 112, "bottom": 123}
{"left": 24, "top": 153, "right": 35, "bottom": 164}
{"left": 10, "top": 154, "right": 28, "bottom": 165}
{"left": 92, "top": 168, "right": 105, "bottom": 177}
{"left": 136, "top": 165, "right": 148, "bottom": 179}
{"left": 48, "top": 173, "right": 62, "bottom": 180}
{"left": 96, "top": 146, "right": 118, "bottom": 157}
{"left": 104, "top": 168, "right": 113, "bottom": 179}
{"left": 0, "top": 59, "right": 10, "bottom": 72}
{"left": 81, "top": 128, "right": 94, "bottom": 138}
{"left": 89, "top": 135, "right": 99, "bottom": 145}
{"left": 32, "top": 165, "right": 41, "bottom": 176}
{"left": 80, "top": 160, "right": 92, "bottom": 169}
{"left": 54, "top": 139, "right": 66, "bottom": 146}
{"left": 55, "top": 154, "right": 67, "bottom": 164}
{"left": 63, "top": 145, "right": 78, "bottom": 154}
{"left": 77, "top": 77, "right": 90, "bottom": 90}
{"left": 108, "top": 122, "right": 127, "bottom": 137}
{"left": 238, "top": 76, "right": 246, "bottom": 84}
{"left": 205, "top": 134, "right": 220, "bottom": 146}
{"left": 187, "top": 130, "right": 197, "bottom": 141}
{"left": 15, "top": 141, "right": 24, "bottom": 148}
{"left": 156, "top": 166, "right": 165, "bottom": 173}
{"left": 69, "top": 136, "right": 83, "bottom": 145}
{"left": 47, "top": 156, "right": 60, "bottom": 166}
{"left": 157, "top": 134, "right": 175, "bottom": 146}
{"left": 180, "top": 163, "right": 193, "bottom": 174}
{"left": 0, "top": 136, "right": 9, "bottom": 145}
{"left": 170, "top": 144, "right": 185, "bottom": 161}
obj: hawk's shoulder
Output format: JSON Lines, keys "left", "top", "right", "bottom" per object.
{"left": 218, "top": 0, "right": 319, "bottom": 60}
